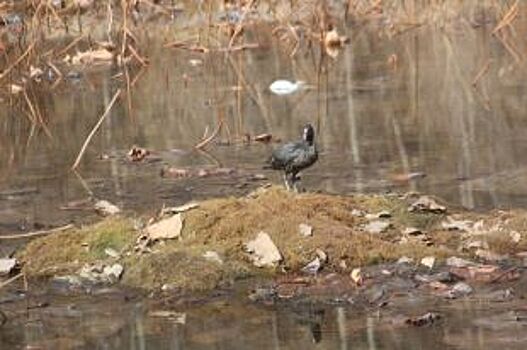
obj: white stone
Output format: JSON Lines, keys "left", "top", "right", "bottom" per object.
{"left": 244, "top": 232, "right": 282, "bottom": 267}
{"left": 146, "top": 213, "right": 183, "bottom": 240}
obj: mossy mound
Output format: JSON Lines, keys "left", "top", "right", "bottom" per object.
{"left": 18, "top": 187, "right": 462, "bottom": 291}
{"left": 182, "top": 187, "right": 451, "bottom": 270}
{"left": 19, "top": 218, "right": 135, "bottom": 276}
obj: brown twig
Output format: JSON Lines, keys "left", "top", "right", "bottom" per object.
{"left": 0, "top": 42, "right": 35, "bottom": 81}
{"left": 0, "top": 224, "right": 74, "bottom": 240}
{"left": 127, "top": 43, "right": 148, "bottom": 66}
{"left": 71, "top": 89, "right": 122, "bottom": 170}
{"left": 472, "top": 59, "right": 492, "bottom": 86}
{"left": 55, "top": 35, "right": 85, "bottom": 58}
{"left": 492, "top": 0, "right": 518, "bottom": 35}
{"left": 0, "top": 274, "right": 23, "bottom": 290}
{"left": 195, "top": 119, "right": 223, "bottom": 150}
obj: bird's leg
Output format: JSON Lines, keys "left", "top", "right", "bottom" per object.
{"left": 283, "top": 173, "right": 291, "bottom": 191}
{"left": 291, "top": 172, "right": 299, "bottom": 193}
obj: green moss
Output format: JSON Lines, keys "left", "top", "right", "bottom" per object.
{"left": 18, "top": 217, "right": 135, "bottom": 276}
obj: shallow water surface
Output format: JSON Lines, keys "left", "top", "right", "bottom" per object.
{"left": 3, "top": 7, "right": 527, "bottom": 349}
{"left": 1, "top": 292, "right": 526, "bottom": 350}
{"left": 3, "top": 15, "right": 527, "bottom": 234}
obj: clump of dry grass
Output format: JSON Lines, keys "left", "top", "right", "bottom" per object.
{"left": 18, "top": 186, "right": 459, "bottom": 291}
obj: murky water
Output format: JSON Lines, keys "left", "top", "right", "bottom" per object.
{"left": 3, "top": 11, "right": 527, "bottom": 236}
{"left": 1, "top": 290, "right": 526, "bottom": 350}
{"left": 3, "top": 3, "right": 527, "bottom": 348}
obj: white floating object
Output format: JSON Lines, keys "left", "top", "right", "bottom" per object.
{"left": 269, "top": 79, "right": 305, "bottom": 95}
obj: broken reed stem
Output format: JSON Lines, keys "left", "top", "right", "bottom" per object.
{"left": 0, "top": 42, "right": 35, "bottom": 81}
{"left": 124, "top": 65, "right": 133, "bottom": 117}
{"left": 127, "top": 43, "right": 148, "bottom": 66}
{"left": 120, "top": 0, "right": 128, "bottom": 57}
{"left": 492, "top": 0, "right": 518, "bottom": 35}
{"left": 0, "top": 273, "right": 23, "bottom": 290}
{"left": 55, "top": 35, "right": 85, "bottom": 57}
{"left": 195, "top": 119, "right": 223, "bottom": 150}
{"left": 71, "top": 89, "right": 122, "bottom": 170}
{"left": 472, "top": 59, "right": 492, "bottom": 86}
{"left": 227, "top": 0, "right": 256, "bottom": 49}
{"left": 0, "top": 224, "right": 74, "bottom": 240}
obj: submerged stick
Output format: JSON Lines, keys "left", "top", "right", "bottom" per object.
{"left": 0, "top": 224, "right": 74, "bottom": 240}
{"left": 71, "top": 89, "right": 122, "bottom": 170}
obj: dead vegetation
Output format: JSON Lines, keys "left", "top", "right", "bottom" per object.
{"left": 11, "top": 187, "right": 472, "bottom": 291}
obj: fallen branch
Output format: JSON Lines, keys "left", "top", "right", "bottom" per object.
{"left": 0, "top": 224, "right": 74, "bottom": 240}
{"left": 71, "top": 89, "right": 122, "bottom": 170}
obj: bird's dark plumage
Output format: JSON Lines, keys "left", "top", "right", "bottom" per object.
{"left": 266, "top": 124, "right": 318, "bottom": 191}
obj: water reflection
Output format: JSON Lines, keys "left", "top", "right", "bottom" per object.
{"left": 2, "top": 295, "right": 527, "bottom": 349}
{"left": 3, "top": 12, "right": 527, "bottom": 233}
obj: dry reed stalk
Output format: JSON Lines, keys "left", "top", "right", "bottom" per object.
{"left": 495, "top": 31, "right": 521, "bottom": 63}
{"left": 0, "top": 224, "right": 74, "bottom": 240}
{"left": 131, "top": 66, "right": 147, "bottom": 86}
{"left": 124, "top": 64, "right": 133, "bottom": 117}
{"left": 120, "top": 0, "right": 129, "bottom": 58}
{"left": 71, "top": 89, "right": 122, "bottom": 170}
{"left": 492, "top": 0, "right": 518, "bottom": 35}
{"left": 0, "top": 274, "right": 23, "bottom": 290}
{"left": 55, "top": 35, "right": 85, "bottom": 57}
{"left": 0, "top": 42, "right": 35, "bottom": 81}
{"left": 195, "top": 119, "right": 223, "bottom": 150}
{"left": 472, "top": 59, "right": 492, "bottom": 86}
{"left": 140, "top": 0, "right": 171, "bottom": 16}
{"left": 127, "top": 43, "right": 148, "bottom": 66}
{"left": 22, "top": 90, "right": 38, "bottom": 123}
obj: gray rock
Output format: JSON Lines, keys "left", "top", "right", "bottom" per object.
{"left": 445, "top": 282, "right": 473, "bottom": 299}
{"left": 408, "top": 196, "right": 446, "bottom": 214}
{"left": 94, "top": 200, "right": 121, "bottom": 216}
{"left": 446, "top": 256, "right": 475, "bottom": 268}
{"left": 364, "top": 220, "right": 391, "bottom": 234}
{"left": 103, "top": 264, "right": 124, "bottom": 281}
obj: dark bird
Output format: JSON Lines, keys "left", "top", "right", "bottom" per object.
{"left": 266, "top": 124, "right": 318, "bottom": 191}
